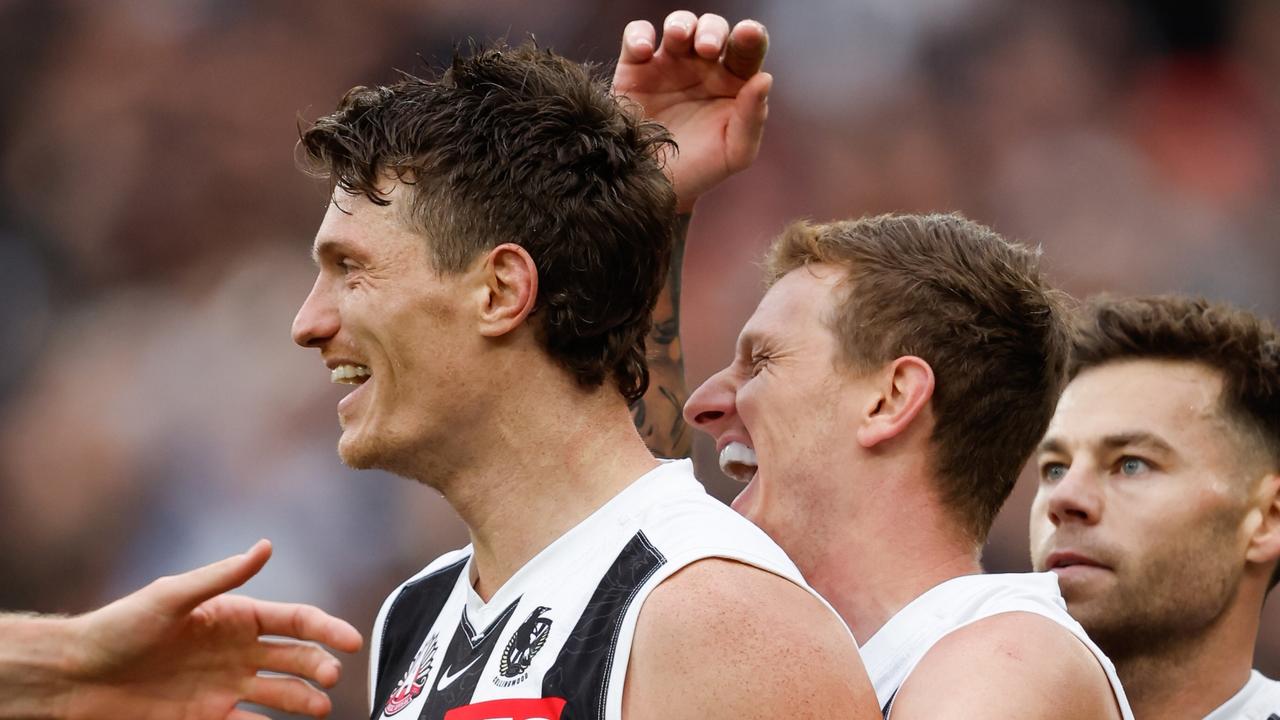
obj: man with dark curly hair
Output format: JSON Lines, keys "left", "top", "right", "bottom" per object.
{"left": 1030, "top": 295, "right": 1280, "bottom": 718}
{"left": 291, "top": 37, "right": 877, "bottom": 720}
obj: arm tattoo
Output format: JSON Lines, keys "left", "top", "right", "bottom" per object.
{"left": 632, "top": 213, "right": 692, "bottom": 458}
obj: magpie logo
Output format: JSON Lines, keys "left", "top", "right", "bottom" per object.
{"left": 494, "top": 606, "right": 552, "bottom": 687}
{"left": 383, "top": 632, "right": 438, "bottom": 716}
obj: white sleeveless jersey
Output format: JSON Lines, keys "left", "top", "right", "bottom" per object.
{"left": 1204, "top": 670, "right": 1280, "bottom": 720}
{"left": 859, "top": 572, "right": 1134, "bottom": 720}
{"left": 367, "top": 459, "right": 841, "bottom": 720}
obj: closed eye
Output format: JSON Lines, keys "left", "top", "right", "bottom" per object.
{"left": 749, "top": 354, "right": 771, "bottom": 377}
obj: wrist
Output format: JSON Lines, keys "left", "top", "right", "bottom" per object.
{"left": 0, "top": 614, "right": 78, "bottom": 720}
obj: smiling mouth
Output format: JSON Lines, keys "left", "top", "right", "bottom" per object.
{"left": 330, "top": 364, "right": 371, "bottom": 385}
{"left": 719, "top": 442, "right": 758, "bottom": 483}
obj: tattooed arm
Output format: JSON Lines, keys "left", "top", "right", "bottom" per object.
{"left": 632, "top": 214, "right": 692, "bottom": 458}
{"left": 614, "top": 11, "right": 770, "bottom": 458}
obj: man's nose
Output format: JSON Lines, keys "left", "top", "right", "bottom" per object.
{"left": 685, "top": 366, "right": 740, "bottom": 438}
{"left": 1045, "top": 464, "right": 1104, "bottom": 527}
{"left": 292, "top": 274, "right": 339, "bottom": 348}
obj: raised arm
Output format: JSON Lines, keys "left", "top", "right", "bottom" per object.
{"left": 0, "top": 540, "right": 362, "bottom": 720}
{"left": 617, "top": 12, "right": 771, "bottom": 458}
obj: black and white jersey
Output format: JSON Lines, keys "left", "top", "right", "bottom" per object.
{"left": 859, "top": 573, "right": 1134, "bottom": 720}
{"left": 1204, "top": 670, "right": 1280, "bottom": 720}
{"left": 367, "top": 460, "right": 837, "bottom": 720}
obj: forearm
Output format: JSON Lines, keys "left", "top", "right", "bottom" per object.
{"left": 0, "top": 614, "right": 76, "bottom": 720}
{"left": 633, "top": 213, "right": 692, "bottom": 459}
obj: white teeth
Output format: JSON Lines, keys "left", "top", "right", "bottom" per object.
{"left": 718, "top": 442, "right": 758, "bottom": 483}
{"left": 330, "top": 364, "right": 371, "bottom": 384}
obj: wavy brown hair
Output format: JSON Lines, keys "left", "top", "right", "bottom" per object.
{"left": 298, "top": 41, "right": 677, "bottom": 403}
{"left": 765, "top": 213, "right": 1072, "bottom": 543}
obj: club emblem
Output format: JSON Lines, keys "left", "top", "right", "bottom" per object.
{"left": 383, "top": 632, "right": 438, "bottom": 716}
{"left": 494, "top": 606, "right": 552, "bottom": 687}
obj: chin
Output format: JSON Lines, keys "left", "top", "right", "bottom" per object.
{"left": 337, "top": 428, "right": 392, "bottom": 471}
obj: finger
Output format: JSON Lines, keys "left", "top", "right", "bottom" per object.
{"left": 727, "top": 72, "right": 773, "bottom": 171}
{"left": 256, "top": 639, "right": 344, "bottom": 688}
{"left": 619, "top": 20, "right": 656, "bottom": 65}
{"left": 244, "top": 675, "right": 332, "bottom": 718}
{"left": 693, "top": 13, "right": 731, "bottom": 60}
{"left": 252, "top": 600, "right": 364, "bottom": 653}
{"left": 660, "top": 10, "right": 697, "bottom": 56}
{"left": 151, "top": 539, "right": 273, "bottom": 616}
{"left": 724, "top": 19, "right": 769, "bottom": 80}
{"left": 228, "top": 710, "right": 273, "bottom": 720}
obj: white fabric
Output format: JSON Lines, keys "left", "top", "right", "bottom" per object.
{"left": 367, "top": 459, "right": 845, "bottom": 719}
{"left": 859, "top": 572, "right": 1134, "bottom": 719}
{"left": 1204, "top": 670, "right": 1280, "bottom": 720}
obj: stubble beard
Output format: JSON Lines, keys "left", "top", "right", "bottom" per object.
{"left": 1073, "top": 531, "right": 1242, "bottom": 664}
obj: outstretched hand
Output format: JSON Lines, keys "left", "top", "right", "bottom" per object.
{"left": 614, "top": 11, "right": 771, "bottom": 212}
{"left": 64, "top": 540, "right": 363, "bottom": 720}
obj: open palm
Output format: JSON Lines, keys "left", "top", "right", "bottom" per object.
{"left": 64, "top": 541, "right": 362, "bottom": 720}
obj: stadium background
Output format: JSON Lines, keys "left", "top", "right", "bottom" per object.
{"left": 0, "top": 0, "right": 1277, "bottom": 716}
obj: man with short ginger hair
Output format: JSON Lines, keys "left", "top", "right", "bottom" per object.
{"left": 1031, "top": 295, "right": 1280, "bottom": 718}
{"left": 618, "top": 11, "right": 1131, "bottom": 718}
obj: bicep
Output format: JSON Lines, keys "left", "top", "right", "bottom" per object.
{"left": 888, "top": 612, "right": 1121, "bottom": 720}
{"left": 622, "top": 558, "right": 879, "bottom": 720}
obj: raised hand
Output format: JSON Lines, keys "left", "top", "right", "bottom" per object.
{"left": 614, "top": 11, "right": 771, "bottom": 212}
{"left": 63, "top": 540, "right": 362, "bottom": 720}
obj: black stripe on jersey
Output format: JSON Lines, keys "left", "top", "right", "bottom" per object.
{"left": 371, "top": 557, "right": 468, "bottom": 720}
{"left": 881, "top": 689, "right": 896, "bottom": 719}
{"left": 419, "top": 598, "right": 521, "bottom": 720}
{"left": 542, "top": 530, "right": 666, "bottom": 720}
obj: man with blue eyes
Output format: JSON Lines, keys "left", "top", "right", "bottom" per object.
{"left": 1030, "top": 294, "right": 1280, "bottom": 719}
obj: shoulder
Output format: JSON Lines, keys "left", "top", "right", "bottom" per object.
{"left": 891, "top": 611, "right": 1121, "bottom": 719}
{"left": 622, "top": 558, "right": 879, "bottom": 720}
{"left": 379, "top": 549, "right": 471, "bottom": 621}
{"left": 632, "top": 470, "right": 802, "bottom": 576}
{"left": 369, "top": 549, "right": 471, "bottom": 698}
{"left": 1252, "top": 670, "right": 1280, "bottom": 705}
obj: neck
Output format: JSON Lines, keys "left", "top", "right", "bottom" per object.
{"left": 792, "top": 465, "right": 982, "bottom": 644}
{"left": 427, "top": 363, "right": 659, "bottom": 602}
{"left": 1110, "top": 581, "right": 1262, "bottom": 719}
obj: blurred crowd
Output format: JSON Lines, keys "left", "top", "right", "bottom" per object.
{"left": 1, "top": 1, "right": 1277, "bottom": 716}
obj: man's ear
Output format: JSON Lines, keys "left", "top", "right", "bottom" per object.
{"left": 855, "top": 356, "right": 935, "bottom": 449}
{"left": 1245, "top": 472, "right": 1280, "bottom": 570}
{"left": 476, "top": 243, "right": 538, "bottom": 338}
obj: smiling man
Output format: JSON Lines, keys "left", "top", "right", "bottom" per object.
{"left": 619, "top": 12, "right": 1132, "bottom": 719}
{"left": 678, "top": 217, "right": 1130, "bottom": 719}
{"left": 1031, "top": 295, "right": 1280, "bottom": 718}
{"left": 292, "top": 38, "right": 877, "bottom": 720}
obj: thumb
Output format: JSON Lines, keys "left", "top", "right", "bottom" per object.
{"left": 152, "top": 539, "right": 273, "bottom": 615}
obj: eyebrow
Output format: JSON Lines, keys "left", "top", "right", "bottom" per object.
{"left": 311, "top": 237, "right": 344, "bottom": 265}
{"left": 735, "top": 329, "right": 766, "bottom": 357}
{"left": 1037, "top": 431, "right": 1176, "bottom": 456}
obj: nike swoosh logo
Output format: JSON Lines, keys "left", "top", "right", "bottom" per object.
{"left": 435, "top": 656, "right": 484, "bottom": 691}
